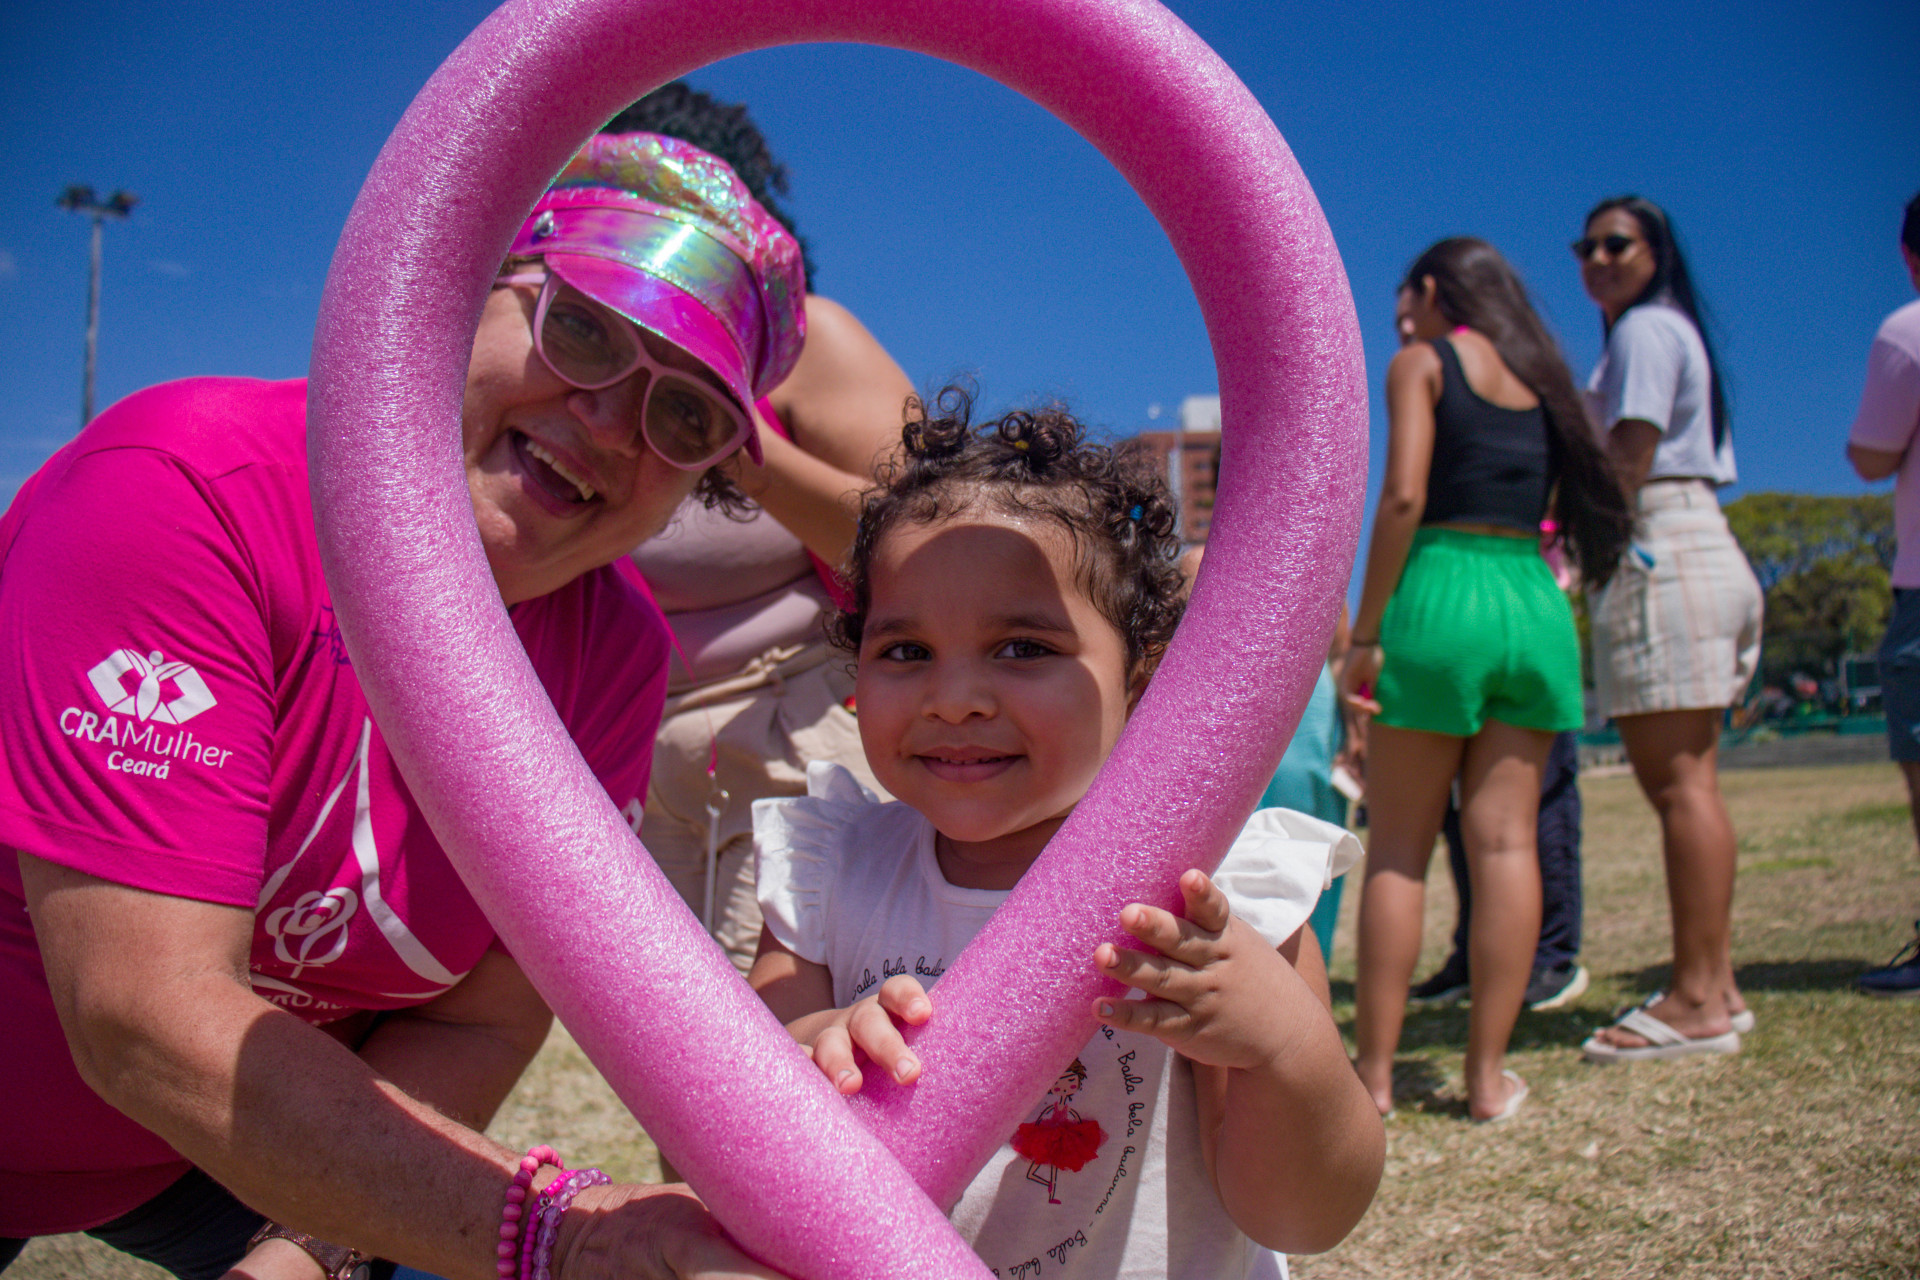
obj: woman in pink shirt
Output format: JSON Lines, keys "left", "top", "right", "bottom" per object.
{"left": 0, "top": 134, "right": 802, "bottom": 1280}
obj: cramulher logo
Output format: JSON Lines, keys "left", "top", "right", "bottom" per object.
{"left": 88, "top": 649, "right": 217, "bottom": 723}
{"left": 263, "top": 888, "right": 359, "bottom": 978}
{"left": 58, "top": 646, "right": 233, "bottom": 780}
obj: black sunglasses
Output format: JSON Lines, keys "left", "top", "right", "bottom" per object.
{"left": 1571, "top": 233, "right": 1639, "bottom": 262}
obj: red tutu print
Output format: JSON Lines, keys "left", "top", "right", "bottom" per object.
{"left": 1011, "top": 1114, "right": 1106, "bottom": 1172}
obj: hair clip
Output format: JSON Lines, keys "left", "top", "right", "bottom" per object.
{"left": 1128, "top": 504, "right": 1144, "bottom": 521}
{"left": 1012, "top": 439, "right": 1029, "bottom": 451}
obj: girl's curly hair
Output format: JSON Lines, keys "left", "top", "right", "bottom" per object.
{"left": 828, "top": 386, "right": 1186, "bottom": 674}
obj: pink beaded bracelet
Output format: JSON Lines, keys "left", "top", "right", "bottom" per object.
{"left": 530, "top": 1167, "right": 610, "bottom": 1280}
{"left": 497, "top": 1145, "right": 564, "bottom": 1280}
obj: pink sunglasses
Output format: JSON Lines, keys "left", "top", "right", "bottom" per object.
{"left": 496, "top": 269, "right": 753, "bottom": 470}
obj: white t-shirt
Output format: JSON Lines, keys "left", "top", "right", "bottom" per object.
{"left": 1586, "top": 301, "right": 1737, "bottom": 487}
{"left": 1847, "top": 298, "right": 1920, "bottom": 587}
{"left": 754, "top": 763, "right": 1363, "bottom": 1280}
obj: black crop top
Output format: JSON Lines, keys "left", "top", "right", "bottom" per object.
{"left": 1422, "top": 337, "right": 1555, "bottom": 531}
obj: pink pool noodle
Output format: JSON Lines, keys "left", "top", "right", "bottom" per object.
{"left": 306, "top": 0, "right": 1364, "bottom": 1268}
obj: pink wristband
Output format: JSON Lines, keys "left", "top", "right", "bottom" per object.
{"left": 498, "top": 1145, "right": 563, "bottom": 1280}
{"left": 532, "top": 1167, "right": 611, "bottom": 1280}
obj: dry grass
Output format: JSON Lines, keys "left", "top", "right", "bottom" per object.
{"left": 1297, "top": 762, "right": 1920, "bottom": 1280}
{"left": 16, "top": 765, "right": 1919, "bottom": 1279}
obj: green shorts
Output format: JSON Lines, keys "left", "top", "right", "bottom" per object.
{"left": 1374, "top": 526, "right": 1584, "bottom": 738}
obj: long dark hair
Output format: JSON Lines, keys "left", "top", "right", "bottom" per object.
{"left": 1585, "top": 194, "right": 1729, "bottom": 449}
{"left": 1403, "top": 237, "right": 1631, "bottom": 584}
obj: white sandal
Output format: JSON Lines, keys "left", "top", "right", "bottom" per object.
{"left": 1472, "top": 1069, "right": 1528, "bottom": 1124}
{"left": 1581, "top": 1003, "right": 1741, "bottom": 1064}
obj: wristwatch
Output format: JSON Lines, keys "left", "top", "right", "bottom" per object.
{"left": 246, "top": 1221, "right": 374, "bottom": 1280}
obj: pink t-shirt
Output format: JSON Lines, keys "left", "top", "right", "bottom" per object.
{"left": 1848, "top": 298, "right": 1920, "bottom": 587}
{"left": 0, "top": 378, "right": 670, "bottom": 1234}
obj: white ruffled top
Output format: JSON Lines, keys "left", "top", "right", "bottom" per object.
{"left": 754, "top": 761, "right": 1362, "bottom": 1006}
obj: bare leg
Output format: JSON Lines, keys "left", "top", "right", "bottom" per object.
{"left": 1352, "top": 724, "right": 1463, "bottom": 1115}
{"left": 1456, "top": 721, "right": 1550, "bottom": 1119}
{"left": 1596, "top": 708, "right": 1737, "bottom": 1047}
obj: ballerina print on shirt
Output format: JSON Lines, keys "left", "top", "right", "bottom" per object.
{"left": 1010, "top": 1059, "right": 1108, "bottom": 1204}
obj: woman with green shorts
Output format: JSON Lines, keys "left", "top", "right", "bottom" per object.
{"left": 1341, "top": 239, "right": 1630, "bottom": 1122}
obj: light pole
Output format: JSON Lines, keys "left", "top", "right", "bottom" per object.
{"left": 57, "top": 185, "right": 138, "bottom": 425}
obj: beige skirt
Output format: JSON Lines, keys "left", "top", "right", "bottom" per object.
{"left": 1589, "top": 480, "right": 1764, "bottom": 718}
{"left": 639, "top": 640, "right": 885, "bottom": 972}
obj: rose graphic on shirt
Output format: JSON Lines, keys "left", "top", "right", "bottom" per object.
{"left": 87, "top": 648, "right": 217, "bottom": 724}
{"left": 263, "top": 887, "right": 358, "bottom": 978}
{"left": 1010, "top": 1058, "right": 1106, "bottom": 1205}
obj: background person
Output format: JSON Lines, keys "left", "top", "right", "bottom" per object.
{"left": 1575, "top": 196, "right": 1764, "bottom": 1061}
{"left": 0, "top": 134, "right": 799, "bottom": 1280}
{"left": 1341, "top": 238, "right": 1630, "bottom": 1120}
{"left": 1844, "top": 189, "right": 1920, "bottom": 999}
{"left": 611, "top": 84, "right": 914, "bottom": 972}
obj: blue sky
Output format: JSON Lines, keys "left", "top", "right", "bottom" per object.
{"left": 4, "top": 0, "right": 1917, "bottom": 551}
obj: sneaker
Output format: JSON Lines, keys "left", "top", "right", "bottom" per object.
{"left": 1525, "top": 962, "right": 1590, "bottom": 1011}
{"left": 1857, "top": 923, "right": 1920, "bottom": 999}
{"left": 1408, "top": 953, "right": 1470, "bottom": 1007}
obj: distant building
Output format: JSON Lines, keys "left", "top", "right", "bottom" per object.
{"left": 1133, "top": 395, "right": 1220, "bottom": 543}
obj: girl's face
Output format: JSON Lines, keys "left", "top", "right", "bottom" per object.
{"left": 1578, "top": 208, "right": 1658, "bottom": 324}
{"left": 854, "top": 509, "right": 1138, "bottom": 890}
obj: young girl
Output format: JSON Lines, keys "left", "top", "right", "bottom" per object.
{"left": 748, "top": 391, "right": 1383, "bottom": 1278}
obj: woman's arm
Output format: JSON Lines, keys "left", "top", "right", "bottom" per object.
{"left": 1608, "top": 418, "right": 1663, "bottom": 494}
{"left": 766, "top": 297, "right": 912, "bottom": 477}
{"left": 1340, "top": 343, "right": 1441, "bottom": 714}
{"left": 728, "top": 296, "right": 916, "bottom": 565}
{"left": 1849, "top": 442, "right": 1905, "bottom": 482}
{"left": 723, "top": 427, "right": 869, "bottom": 565}
{"left": 22, "top": 853, "right": 779, "bottom": 1280}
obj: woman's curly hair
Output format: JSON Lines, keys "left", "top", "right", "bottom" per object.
{"left": 828, "top": 386, "right": 1186, "bottom": 674}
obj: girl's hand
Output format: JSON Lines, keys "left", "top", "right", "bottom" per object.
{"left": 1091, "top": 871, "right": 1298, "bottom": 1071}
{"left": 792, "top": 976, "right": 932, "bottom": 1095}
{"left": 1337, "top": 642, "right": 1383, "bottom": 718}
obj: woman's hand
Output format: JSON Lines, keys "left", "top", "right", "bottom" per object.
{"left": 1090, "top": 871, "right": 1299, "bottom": 1070}
{"left": 552, "top": 1184, "right": 789, "bottom": 1280}
{"left": 788, "top": 976, "right": 932, "bottom": 1094}
{"left": 220, "top": 1239, "right": 327, "bottom": 1280}
{"left": 1338, "top": 642, "right": 1383, "bottom": 719}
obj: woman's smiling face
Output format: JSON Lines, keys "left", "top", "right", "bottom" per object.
{"left": 852, "top": 509, "right": 1138, "bottom": 889}
{"left": 460, "top": 280, "right": 705, "bottom": 604}
{"left": 1579, "top": 208, "right": 1659, "bottom": 323}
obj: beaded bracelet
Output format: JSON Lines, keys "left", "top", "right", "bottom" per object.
{"left": 530, "top": 1167, "right": 611, "bottom": 1280}
{"left": 497, "top": 1145, "right": 564, "bottom": 1280}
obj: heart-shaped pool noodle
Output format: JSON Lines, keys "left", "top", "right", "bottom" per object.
{"left": 308, "top": 0, "right": 1365, "bottom": 1273}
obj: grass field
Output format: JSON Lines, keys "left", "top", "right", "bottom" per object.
{"left": 16, "top": 763, "right": 1919, "bottom": 1279}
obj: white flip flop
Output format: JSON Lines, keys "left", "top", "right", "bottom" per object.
{"left": 1472, "top": 1069, "right": 1529, "bottom": 1124}
{"left": 1730, "top": 1007, "right": 1755, "bottom": 1035}
{"left": 1581, "top": 1006, "right": 1741, "bottom": 1064}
